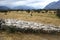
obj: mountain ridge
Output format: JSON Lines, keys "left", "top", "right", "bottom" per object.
{"left": 0, "top": 6, "right": 10, "bottom": 11}
{"left": 44, "top": 1, "right": 60, "bottom": 9}
{"left": 13, "top": 5, "right": 35, "bottom": 10}
{"left": 0, "top": 5, "right": 36, "bottom": 10}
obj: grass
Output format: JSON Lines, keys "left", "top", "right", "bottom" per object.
{"left": 0, "top": 31, "right": 60, "bottom": 40}
{"left": 0, "top": 11, "right": 60, "bottom": 26}
{"left": 0, "top": 11, "right": 60, "bottom": 40}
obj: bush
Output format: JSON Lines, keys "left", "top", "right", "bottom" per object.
{"left": 8, "top": 26, "right": 16, "bottom": 33}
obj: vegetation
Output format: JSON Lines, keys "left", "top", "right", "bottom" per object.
{"left": 56, "top": 9, "right": 60, "bottom": 18}
{"left": 0, "top": 29, "right": 60, "bottom": 40}
{"left": 0, "top": 9, "right": 60, "bottom": 40}
{"left": 0, "top": 9, "right": 60, "bottom": 26}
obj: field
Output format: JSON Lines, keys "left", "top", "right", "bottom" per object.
{"left": 0, "top": 11, "right": 60, "bottom": 26}
{"left": 0, "top": 11, "right": 60, "bottom": 40}
{"left": 0, "top": 31, "right": 60, "bottom": 40}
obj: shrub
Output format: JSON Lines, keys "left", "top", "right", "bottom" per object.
{"left": 8, "top": 26, "right": 16, "bottom": 33}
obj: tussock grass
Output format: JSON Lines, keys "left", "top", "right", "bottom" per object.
{"left": 0, "top": 31, "right": 60, "bottom": 40}
{"left": 0, "top": 11, "right": 60, "bottom": 26}
{"left": 0, "top": 11, "right": 60, "bottom": 40}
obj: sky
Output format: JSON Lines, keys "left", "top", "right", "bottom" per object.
{"left": 0, "top": 0, "right": 59, "bottom": 9}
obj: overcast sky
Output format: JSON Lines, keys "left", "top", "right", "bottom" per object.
{"left": 0, "top": 0, "right": 59, "bottom": 9}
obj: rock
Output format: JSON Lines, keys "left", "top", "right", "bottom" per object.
{"left": 0, "top": 19, "right": 60, "bottom": 34}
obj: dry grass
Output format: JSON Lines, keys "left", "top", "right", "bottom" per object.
{"left": 0, "top": 11, "right": 60, "bottom": 40}
{"left": 0, "top": 11, "right": 60, "bottom": 26}
{"left": 0, "top": 31, "right": 59, "bottom": 40}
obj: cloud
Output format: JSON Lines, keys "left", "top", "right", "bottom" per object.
{"left": 26, "top": 0, "right": 59, "bottom": 8}
{"left": 11, "top": 0, "right": 43, "bottom": 6}
{"left": 0, "top": 0, "right": 59, "bottom": 8}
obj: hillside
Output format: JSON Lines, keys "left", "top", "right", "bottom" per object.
{"left": 12, "top": 5, "right": 34, "bottom": 10}
{"left": 0, "top": 6, "right": 10, "bottom": 11}
{"left": 45, "top": 1, "right": 60, "bottom": 9}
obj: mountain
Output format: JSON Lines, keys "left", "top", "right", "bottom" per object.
{"left": 44, "top": 1, "right": 60, "bottom": 9}
{"left": 0, "top": 6, "right": 10, "bottom": 11}
{"left": 12, "top": 5, "right": 34, "bottom": 10}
